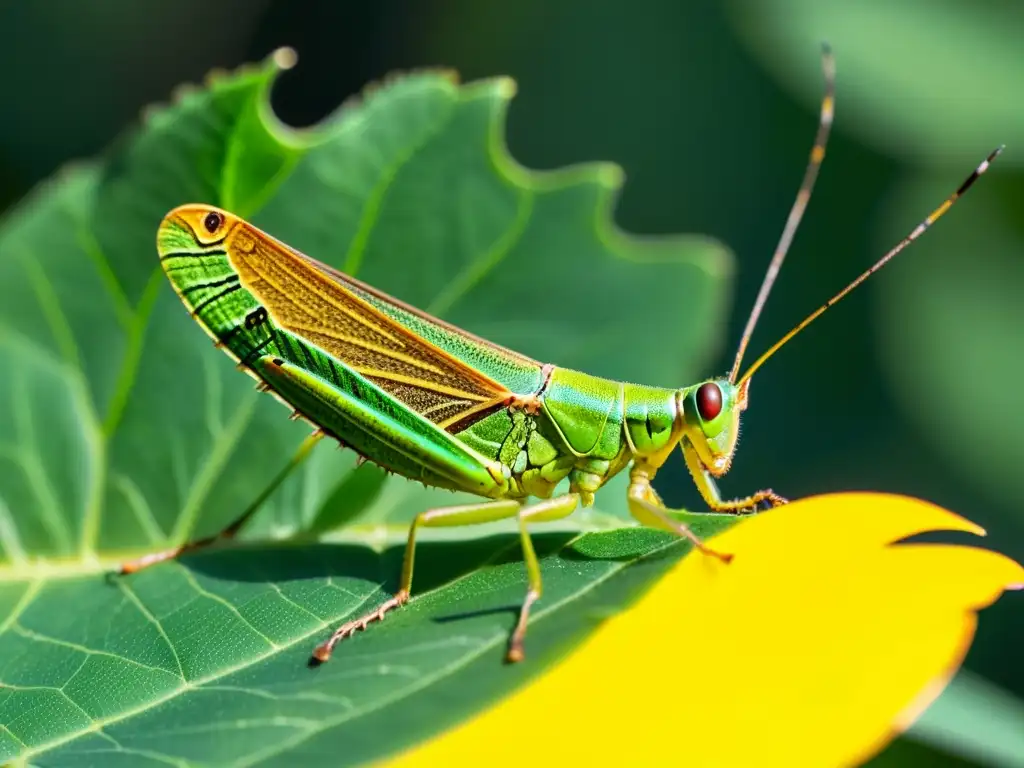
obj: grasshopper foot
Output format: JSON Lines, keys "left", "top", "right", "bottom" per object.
{"left": 709, "top": 489, "right": 788, "bottom": 515}
{"left": 505, "top": 588, "right": 541, "bottom": 664}
{"left": 310, "top": 590, "right": 410, "bottom": 665}
{"left": 117, "top": 545, "right": 196, "bottom": 575}
{"left": 116, "top": 528, "right": 233, "bottom": 576}
{"left": 755, "top": 491, "right": 789, "bottom": 512}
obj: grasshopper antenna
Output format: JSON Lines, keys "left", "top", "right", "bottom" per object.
{"left": 729, "top": 42, "right": 836, "bottom": 384}
{"left": 736, "top": 144, "right": 1004, "bottom": 387}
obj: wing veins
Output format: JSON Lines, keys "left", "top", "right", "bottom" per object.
{"left": 247, "top": 243, "right": 504, "bottom": 395}
{"left": 228, "top": 229, "right": 516, "bottom": 430}
{"left": 284, "top": 320, "right": 453, "bottom": 378}
{"left": 352, "top": 368, "right": 498, "bottom": 402}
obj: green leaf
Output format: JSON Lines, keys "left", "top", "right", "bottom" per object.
{"left": 726, "top": 0, "right": 1022, "bottom": 168}
{"left": 907, "top": 670, "right": 1024, "bottom": 768}
{"left": 1, "top": 518, "right": 736, "bottom": 765}
{"left": 0, "top": 50, "right": 731, "bottom": 764}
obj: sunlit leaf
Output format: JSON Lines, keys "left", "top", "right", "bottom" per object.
{"left": 389, "top": 493, "right": 1024, "bottom": 768}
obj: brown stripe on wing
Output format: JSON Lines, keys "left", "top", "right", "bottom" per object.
{"left": 225, "top": 226, "right": 512, "bottom": 430}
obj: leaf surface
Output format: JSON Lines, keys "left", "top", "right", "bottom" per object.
{"left": 0, "top": 51, "right": 732, "bottom": 764}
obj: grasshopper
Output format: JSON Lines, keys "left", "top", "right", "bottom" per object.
{"left": 123, "top": 47, "right": 1001, "bottom": 664}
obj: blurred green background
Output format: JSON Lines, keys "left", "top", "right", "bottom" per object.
{"left": 0, "top": 1, "right": 1020, "bottom": 765}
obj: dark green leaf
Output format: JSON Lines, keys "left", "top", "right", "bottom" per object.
{"left": 0, "top": 51, "right": 732, "bottom": 764}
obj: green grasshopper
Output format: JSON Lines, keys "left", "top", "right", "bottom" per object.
{"left": 123, "top": 48, "right": 1001, "bottom": 665}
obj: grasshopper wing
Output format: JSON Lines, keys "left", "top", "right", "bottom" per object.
{"left": 228, "top": 225, "right": 539, "bottom": 431}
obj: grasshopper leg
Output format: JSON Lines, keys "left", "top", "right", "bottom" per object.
{"left": 311, "top": 493, "right": 580, "bottom": 665}
{"left": 507, "top": 493, "right": 580, "bottom": 662}
{"left": 627, "top": 465, "right": 733, "bottom": 563}
{"left": 681, "top": 442, "right": 788, "bottom": 515}
{"left": 706, "top": 488, "right": 788, "bottom": 514}
{"left": 118, "top": 430, "right": 325, "bottom": 575}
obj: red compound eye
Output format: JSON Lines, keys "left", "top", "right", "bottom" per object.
{"left": 695, "top": 382, "right": 722, "bottom": 421}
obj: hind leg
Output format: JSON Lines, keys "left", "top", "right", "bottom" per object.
{"left": 118, "top": 430, "right": 324, "bottom": 574}
{"left": 311, "top": 493, "right": 580, "bottom": 664}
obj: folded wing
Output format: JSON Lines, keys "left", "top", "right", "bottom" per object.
{"left": 228, "top": 230, "right": 517, "bottom": 431}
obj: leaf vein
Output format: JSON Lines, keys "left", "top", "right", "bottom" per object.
{"left": 341, "top": 103, "right": 456, "bottom": 277}
{"left": 116, "top": 578, "right": 186, "bottom": 680}
{"left": 0, "top": 493, "right": 28, "bottom": 565}
{"left": 426, "top": 187, "right": 534, "bottom": 317}
{"left": 0, "top": 679, "right": 98, "bottom": 732}
{"left": 0, "top": 579, "right": 42, "bottom": 636}
{"left": 0, "top": 724, "right": 28, "bottom": 751}
{"left": 236, "top": 534, "right": 684, "bottom": 765}
{"left": 178, "top": 568, "right": 280, "bottom": 650}
{"left": 73, "top": 227, "right": 134, "bottom": 331}
{"left": 60, "top": 741, "right": 192, "bottom": 768}
{"left": 171, "top": 390, "right": 258, "bottom": 544}
{"left": 101, "top": 268, "right": 164, "bottom": 438}
{"left": 9, "top": 625, "right": 183, "bottom": 680}
{"left": 110, "top": 473, "right": 166, "bottom": 546}
{"left": 202, "top": 685, "right": 354, "bottom": 709}
{"left": 266, "top": 582, "right": 327, "bottom": 624}
{"left": 16, "top": 533, "right": 683, "bottom": 761}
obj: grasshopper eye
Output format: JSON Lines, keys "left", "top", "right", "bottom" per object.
{"left": 695, "top": 382, "right": 722, "bottom": 421}
{"left": 203, "top": 211, "right": 223, "bottom": 233}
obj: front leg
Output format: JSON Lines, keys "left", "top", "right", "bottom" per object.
{"left": 627, "top": 465, "right": 732, "bottom": 564}
{"left": 682, "top": 441, "right": 787, "bottom": 514}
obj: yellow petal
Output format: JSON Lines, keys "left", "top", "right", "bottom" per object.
{"left": 384, "top": 493, "right": 1023, "bottom": 768}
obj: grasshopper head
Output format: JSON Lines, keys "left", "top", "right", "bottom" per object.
{"left": 680, "top": 378, "right": 748, "bottom": 478}
{"left": 158, "top": 204, "right": 240, "bottom": 254}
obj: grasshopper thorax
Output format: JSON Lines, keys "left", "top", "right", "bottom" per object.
{"left": 678, "top": 378, "right": 748, "bottom": 478}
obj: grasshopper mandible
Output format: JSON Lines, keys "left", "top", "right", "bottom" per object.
{"left": 122, "top": 46, "right": 1002, "bottom": 664}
